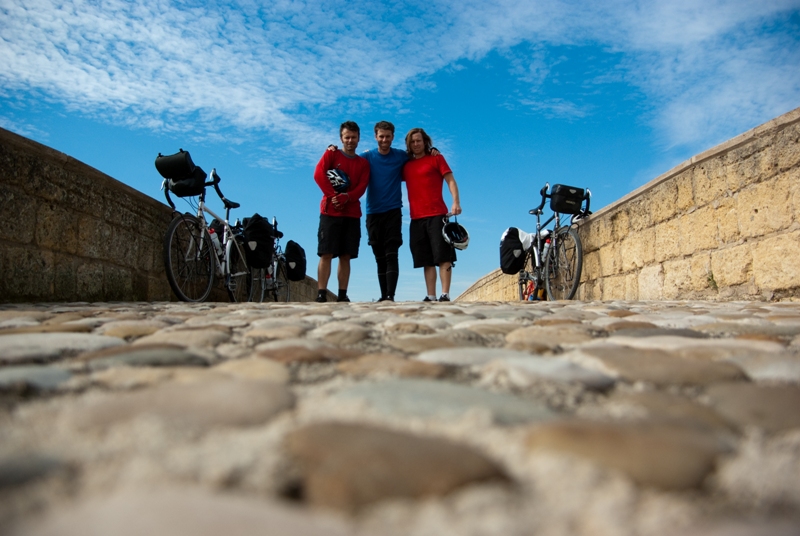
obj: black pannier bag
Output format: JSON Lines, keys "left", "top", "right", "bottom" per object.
{"left": 500, "top": 227, "right": 527, "bottom": 275}
{"left": 242, "top": 213, "right": 274, "bottom": 269}
{"left": 550, "top": 184, "right": 585, "bottom": 215}
{"left": 284, "top": 240, "right": 306, "bottom": 281}
{"left": 155, "top": 149, "right": 207, "bottom": 198}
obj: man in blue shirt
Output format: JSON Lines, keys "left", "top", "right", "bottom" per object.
{"left": 360, "top": 121, "right": 407, "bottom": 301}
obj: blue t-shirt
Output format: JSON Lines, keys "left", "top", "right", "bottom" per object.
{"left": 361, "top": 147, "right": 409, "bottom": 214}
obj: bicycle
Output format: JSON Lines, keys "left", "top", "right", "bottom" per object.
{"left": 252, "top": 216, "right": 291, "bottom": 302}
{"left": 517, "top": 183, "right": 591, "bottom": 301}
{"left": 158, "top": 155, "right": 253, "bottom": 303}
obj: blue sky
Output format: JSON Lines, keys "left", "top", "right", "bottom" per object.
{"left": 2, "top": 0, "right": 799, "bottom": 302}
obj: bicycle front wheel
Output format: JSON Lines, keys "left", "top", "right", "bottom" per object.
{"left": 544, "top": 227, "right": 583, "bottom": 300}
{"left": 163, "top": 214, "right": 214, "bottom": 302}
{"left": 226, "top": 238, "right": 254, "bottom": 302}
{"left": 273, "top": 257, "right": 291, "bottom": 302}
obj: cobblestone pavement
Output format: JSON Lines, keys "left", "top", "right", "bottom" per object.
{"left": 1, "top": 300, "right": 799, "bottom": 536}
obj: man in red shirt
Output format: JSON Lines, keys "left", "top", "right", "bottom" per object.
{"left": 403, "top": 128, "right": 462, "bottom": 302}
{"left": 313, "top": 121, "right": 370, "bottom": 302}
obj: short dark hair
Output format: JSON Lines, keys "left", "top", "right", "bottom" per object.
{"left": 374, "top": 121, "right": 395, "bottom": 134}
{"left": 405, "top": 128, "right": 432, "bottom": 156}
{"left": 340, "top": 121, "right": 360, "bottom": 138}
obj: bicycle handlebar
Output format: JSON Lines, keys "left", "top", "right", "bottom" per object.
{"left": 162, "top": 167, "right": 240, "bottom": 212}
{"left": 529, "top": 182, "right": 593, "bottom": 218}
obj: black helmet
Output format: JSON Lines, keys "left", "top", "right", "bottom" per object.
{"left": 326, "top": 168, "right": 350, "bottom": 193}
{"left": 442, "top": 215, "right": 469, "bottom": 250}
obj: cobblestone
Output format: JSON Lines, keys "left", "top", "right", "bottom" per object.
{"left": 1, "top": 299, "right": 799, "bottom": 535}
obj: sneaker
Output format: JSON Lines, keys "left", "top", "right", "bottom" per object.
{"left": 378, "top": 296, "right": 394, "bottom": 302}
{"left": 337, "top": 296, "right": 350, "bottom": 302}
{"left": 438, "top": 294, "right": 450, "bottom": 302}
{"left": 423, "top": 297, "right": 434, "bottom": 302}
{"left": 315, "top": 294, "right": 327, "bottom": 303}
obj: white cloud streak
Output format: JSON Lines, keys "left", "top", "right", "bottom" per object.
{"left": 1, "top": 0, "right": 798, "bottom": 161}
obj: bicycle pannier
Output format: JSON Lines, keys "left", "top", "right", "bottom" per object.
{"left": 500, "top": 227, "right": 526, "bottom": 275}
{"left": 550, "top": 184, "right": 585, "bottom": 215}
{"left": 155, "top": 150, "right": 207, "bottom": 197}
{"left": 242, "top": 213, "right": 275, "bottom": 269}
{"left": 285, "top": 240, "right": 306, "bottom": 281}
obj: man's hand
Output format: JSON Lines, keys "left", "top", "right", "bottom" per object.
{"left": 450, "top": 202, "right": 462, "bottom": 216}
{"left": 430, "top": 147, "right": 441, "bottom": 156}
{"left": 327, "top": 144, "right": 338, "bottom": 152}
{"left": 331, "top": 192, "right": 349, "bottom": 210}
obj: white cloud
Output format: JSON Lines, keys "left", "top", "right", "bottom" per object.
{"left": 1, "top": 0, "right": 798, "bottom": 162}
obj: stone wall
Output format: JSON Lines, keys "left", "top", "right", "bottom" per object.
{"left": 459, "top": 107, "right": 800, "bottom": 302}
{"left": 0, "top": 127, "right": 324, "bottom": 303}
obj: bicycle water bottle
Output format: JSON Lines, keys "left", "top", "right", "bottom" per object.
{"left": 541, "top": 238, "right": 551, "bottom": 261}
{"left": 209, "top": 228, "right": 223, "bottom": 257}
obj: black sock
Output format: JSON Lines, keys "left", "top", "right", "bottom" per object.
{"left": 386, "top": 252, "right": 399, "bottom": 299}
{"left": 337, "top": 288, "right": 348, "bottom": 300}
{"left": 317, "top": 289, "right": 327, "bottom": 299}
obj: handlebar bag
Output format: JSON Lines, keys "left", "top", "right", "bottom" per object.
{"left": 155, "top": 150, "right": 195, "bottom": 179}
{"left": 550, "top": 184, "right": 585, "bottom": 215}
{"left": 500, "top": 227, "right": 526, "bottom": 275}
{"left": 242, "top": 213, "right": 275, "bottom": 269}
{"left": 168, "top": 166, "right": 207, "bottom": 197}
{"left": 285, "top": 240, "right": 307, "bottom": 281}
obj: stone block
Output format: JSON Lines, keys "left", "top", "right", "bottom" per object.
{"left": 694, "top": 160, "right": 726, "bottom": 207}
{"left": 620, "top": 228, "right": 655, "bottom": 271}
{"left": 680, "top": 206, "right": 719, "bottom": 255}
{"left": 662, "top": 258, "right": 694, "bottom": 299}
{"left": 1, "top": 188, "right": 38, "bottom": 247}
{"left": 78, "top": 215, "right": 112, "bottom": 260}
{"left": 610, "top": 209, "right": 631, "bottom": 242}
{"left": 598, "top": 244, "right": 622, "bottom": 277}
{"left": 582, "top": 250, "right": 601, "bottom": 282}
{"left": 675, "top": 169, "right": 695, "bottom": 211}
{"left": 715, "top": 197, "right": 740, "bottom": 244}
{"left": 776, "top": 121, "right": 800, "bottom": 172}
{"left": 601, "top": 275, "right": 626, "bottom": 300}
{"left": 638, "top": 264, "right": 664, "bottom": 300}
{"left": 654, "top": 218, "right": 682, "bottom": 263}
{"left": 104, "top": 264, "right": 133, "bottom": 301}
{"left": 53, "top": 254, "right": 78, "bottom": 301}
{"left": 76, "top": 261, "right": 105, "bottom": 301}
{"left": 711, "top": 243, "right": 753, "bottom": 287}
{"left": 753, "top": 231, "right": 800, "bottom": 291}
{"left": 582, "top": 217, "right": 612, "bottom": 251}
{"left": 648, "top": 181, "right": 678, "bottom": 224}
{"left": 736, "top": 176, "right": 794, "bottom": 238}
{"left": 35, "top": 203, "right": 79, "bottom": 255}
{"left": 625, "top": 273, "right": 639, "bottom": 300}
{"left": 626, "top": 197, "right": 652, "bottom": 232}
{"left": 2, "top": 246, "right": 55, "bottom": 300}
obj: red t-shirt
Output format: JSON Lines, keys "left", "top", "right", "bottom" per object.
{"left": 314, "top": 149, "right": 370, "bottom": 218}
{"left": 403, "top": 154, "right": 452, "bottom": 220}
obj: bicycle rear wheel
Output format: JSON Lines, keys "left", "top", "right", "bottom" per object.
{"left": 163, "top": 214, "right": 214, "bottom": 302}
{"left": 273, "top": 257, "right": 291, "bottom": 302}
{"left": 517, "top": 250, "right": 535, "bottom": 301}
{"left": 544, "top": 227, "right": 583, "bottom": 300}
{"left": 226, "top": 237, "right": 254, "bottom": 302}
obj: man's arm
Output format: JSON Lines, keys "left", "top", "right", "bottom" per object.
{"left": 443, "top": 172, "right": 461, "bottom": 215}
{"left": 314, "top": 151, "right": 337, "bottom": 197}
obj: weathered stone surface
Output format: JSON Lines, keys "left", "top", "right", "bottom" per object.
{"left": 337, "top": 353, "right": 446, "bottom": 378}
{"left": 605, "top": 391, "right": 733, "bottom": 431}
{"left": 0, "top": 454, "right": 65, "bottom": 489}
{"left": 212, "top": 357, "right": 290, "bottom": 383}
{"left": 257, "top": 338, "right": 359, "bottom": 363}
{"left": 526, "top": 419, "right": 731, "bottom": 489}
{"left": 705, "top": 383, "right": 800, "bottom": 433}
{"left": 307, "top": 321, "right": 371, "bottom": 345}
{"left": 332, "top": 379, "right": 554, "bottom": 425}
{"left": 0, "top": 365, "right": 71, "bottom": 391}
{"left": 10, "top": 487, "right": 355, "bottom": 536}
{"left": 96, "top": 319, "right": 168, "bottom": 338}
{"left": 505, "top": 324, "right": 593, "bottom": 351}
{"left": 480, "top": 356, "right": 616, "bottom": 390}
{"left": 80, "top": 344, "right": 209, "bottom": 370}
{"left": 285, "top": 422, "right": 509, "bottom": 512}
{"left": 133, "top": 327, "right": 231, "bottom": 348}
{"left": 415, "top": 347, "right": 534, "bottom": 367}
{"left": 577, "top": 345, "right": 747, "bottom": 386}
{"left": 66, "top": 378, "right": 295, "bottom": 430}
{"left": 0, "top": 332, "right": 125, "bottom": 364}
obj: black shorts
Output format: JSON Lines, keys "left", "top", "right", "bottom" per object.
{"left": 366, "top": 208, "right": 403, "bottom": 255}
{"left": 317, "top": 215, "right": 361, "bottom": 259}
{"left": 409, "top": 215, "right": 456, "bottom": 268}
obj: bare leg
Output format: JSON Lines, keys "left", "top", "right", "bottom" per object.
{"left": 337, "top": 255, "right": 351, "bottom": 290}
{"left": 318, "top": 254, "right": 332, "bottom": 290}
{"left": 424, "top": 266, "right": 437, "bottom": 296}
{"left": 439, "top": 262, "right": 452, "bottom": 295}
